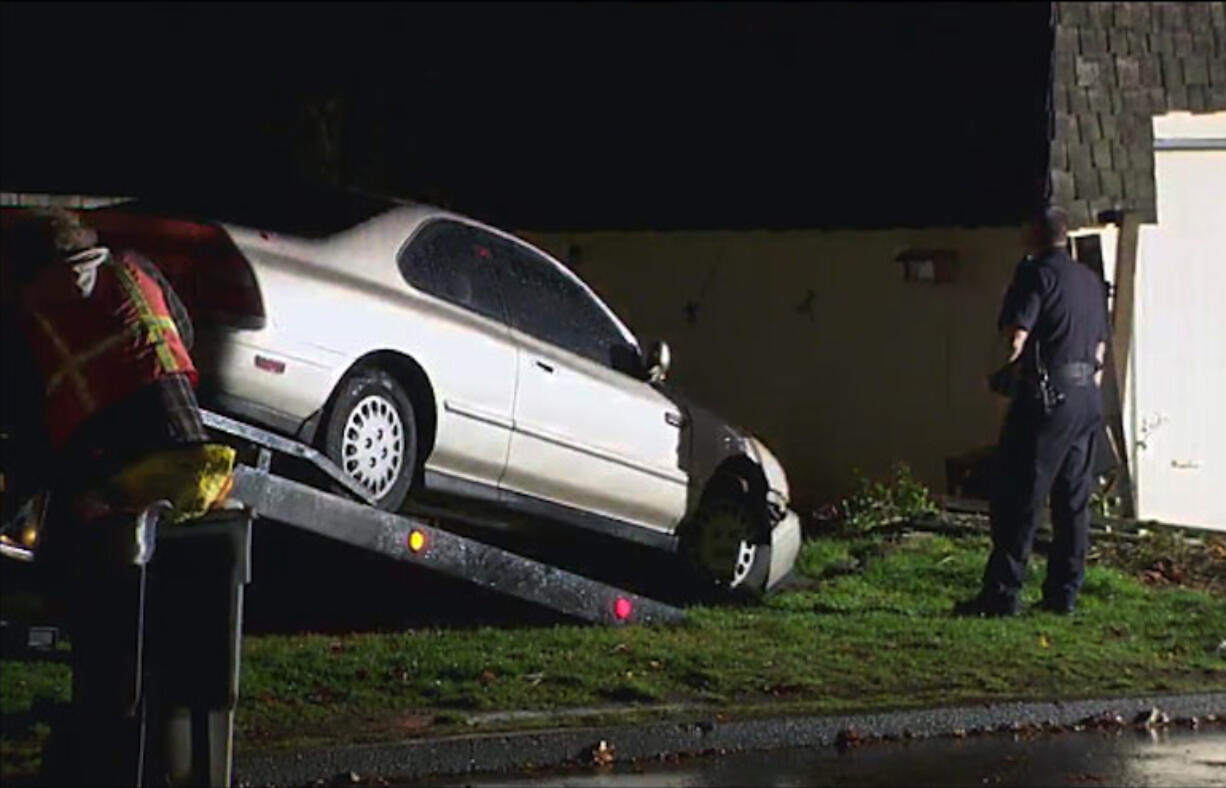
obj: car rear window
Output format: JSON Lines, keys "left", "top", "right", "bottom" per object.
{"left": 398, "top": 220, "right": 506, "bottom": 322}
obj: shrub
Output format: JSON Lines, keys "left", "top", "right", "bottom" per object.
{"left": 839, "top": 462, "right": 939, "bottom": 534}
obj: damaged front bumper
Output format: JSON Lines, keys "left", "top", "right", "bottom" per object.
{"left": 765, "top": 506, "right": 802, "bottom": 591}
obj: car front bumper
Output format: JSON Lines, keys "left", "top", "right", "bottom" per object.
{"left": 766, "top": 507, "right": 802, "bottom": 590}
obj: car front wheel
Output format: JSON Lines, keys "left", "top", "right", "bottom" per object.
{"left": 680, "top": 492, "right": 770, "bottom": 601}
{"left": 324, "top": 368, "right": 418, "bottom": 511}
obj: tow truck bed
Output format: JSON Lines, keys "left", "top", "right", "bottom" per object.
{"left": 201, "top": 410, "right": 684, "bottom": 626}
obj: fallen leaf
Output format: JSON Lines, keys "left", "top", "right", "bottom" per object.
{"left": 395, "top": 714, "right": 434, "bottom": 733}
{"left": 835, "top": 727, "right": 863, "bottom": 753}
{"left": 1139, "top": 569, "right": 1168, "bottom": 586}
{"left": 1038, "top": 633, "right": 1051, "bottom": 649}
{"left": 1079, "top": 712, "right": 1125, "bottom": 730}
{"left": 591, "top": 740, "right": 615, "bottom": 766}
{"left": 479, "top": 670, "right": 497, "bottom": 684}
{"left": 1133, "top": 707, "right": 1170, "bottom": 728}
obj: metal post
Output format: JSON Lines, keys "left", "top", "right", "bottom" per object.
{"left": 145, "top": 508, "right": 252, "bottom": 787}
{"left": 44, "top": 503, "right": 252, "bottom": 787}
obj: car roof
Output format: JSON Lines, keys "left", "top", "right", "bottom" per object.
{"left": 100, "top": 187, "right": 641, "bottom": 348}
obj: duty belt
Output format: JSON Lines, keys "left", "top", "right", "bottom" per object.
{"left": 1050, "top": 362, "right": 1096, "bottom": 387}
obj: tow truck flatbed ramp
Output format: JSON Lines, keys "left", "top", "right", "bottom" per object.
{"left": 202, "top": 410, "right": 684, "bottom": 626}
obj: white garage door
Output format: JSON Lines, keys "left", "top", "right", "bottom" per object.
{"left": 1131, "top": 112, "right": 1226, "bottom": 530}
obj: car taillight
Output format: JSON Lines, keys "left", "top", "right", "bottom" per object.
{"left": 87, "top": 211, "right": 265, "bottom": 330}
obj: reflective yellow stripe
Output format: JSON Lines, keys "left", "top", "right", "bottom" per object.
{"left": 45, "top": 317, "right": 178, "bottom": 395}
{"left": 29, "top": 309, "right": 96, "bottom": 412}
{"left": 111, "top": 261, "right": 182, "bottom": 373}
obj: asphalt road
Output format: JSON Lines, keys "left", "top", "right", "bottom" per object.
{"left": 416, "top": 726, "right": 1226, "bottom": 787}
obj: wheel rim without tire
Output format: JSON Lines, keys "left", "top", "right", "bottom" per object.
{"left": 341, "top": 394, "right": 404, "bottom": 498}
{"left": 696, "top": 506, "right": 758, "bottom": 588}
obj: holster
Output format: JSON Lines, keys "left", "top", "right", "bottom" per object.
{"left": 989, "top": 341, "right": 1068, "bottom": 416}
{"left": 1035, "top": 371, "right": 1067, "bottom": 415}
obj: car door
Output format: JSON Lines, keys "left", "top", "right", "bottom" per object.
{"left": 397, "top": 220, "right": 518, "bottom": 488}
{"left": 493, "top": 239, "right": 688, "bottom": 533}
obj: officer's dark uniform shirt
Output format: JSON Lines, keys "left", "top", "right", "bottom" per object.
{"left": 997, "top": 247, "right": 1110, "bottom": 381}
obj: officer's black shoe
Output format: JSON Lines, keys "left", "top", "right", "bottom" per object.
{"left": 1038, "top": 597, "right": 1077, "bottom": 615}
{"left": 953, "top": 593, "right": 1021, "bottom": 618}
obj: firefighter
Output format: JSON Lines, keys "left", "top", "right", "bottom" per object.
{"left": 957, "top": 205, "right": 1109, "bottom": 618}
{"left": 4, "top": 207, "right": 235, "bottom": 526}
{"left": 2, "top": 207, "right": 236, "bottom": 785}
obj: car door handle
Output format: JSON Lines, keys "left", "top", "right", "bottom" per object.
{"left": 535, "top": 360, "right": 555, "bottom": 374}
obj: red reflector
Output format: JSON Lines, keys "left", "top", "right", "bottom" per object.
{"left": 254, "top": 355, "right": 285, "bottom": 374}
{"left": 408, "top": 529, "right": 427, "bottom": 553}
{"left": 614, "top": 597, "right": 633, "bottom": 621}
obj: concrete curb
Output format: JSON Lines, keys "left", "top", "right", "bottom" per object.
{"left": 235, "top": 691, "right": 1226, "bottom": 786}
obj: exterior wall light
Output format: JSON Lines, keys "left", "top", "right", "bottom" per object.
{"left": 896, "top": 249, "right": 958, "bottom": 284}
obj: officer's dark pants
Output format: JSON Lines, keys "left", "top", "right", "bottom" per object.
{"left": 982, "top": 387, "right": 1101, "bottom": 607}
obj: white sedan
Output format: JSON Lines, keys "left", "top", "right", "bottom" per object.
{"left": 84, "top": 191, "right": 801, "bottom": 595}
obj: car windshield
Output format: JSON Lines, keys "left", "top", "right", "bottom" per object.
{"left": 103, "top": 185, "right": 397, "bottom": 239}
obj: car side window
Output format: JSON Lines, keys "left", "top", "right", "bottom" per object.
{"left": 495, "top": 242, "right": 628, "bottom": 367}
{"left": 397, "top": 220, "right": 505, "bottom": 322}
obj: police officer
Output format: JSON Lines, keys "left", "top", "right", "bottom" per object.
{"left": 957, "top": 205, "right": 1109, "bottom": 617}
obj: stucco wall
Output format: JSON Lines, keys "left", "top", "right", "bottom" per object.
{"left": 521, "top": 228, "right": 1026, "bottom": 511}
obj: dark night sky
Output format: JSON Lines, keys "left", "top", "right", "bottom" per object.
{"left": 1, "top": 2, "right": 1052, "bottom": 230}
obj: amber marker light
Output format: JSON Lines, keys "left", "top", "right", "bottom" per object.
{"left": 407, "top": 529, "right": 427, "bottom": 554}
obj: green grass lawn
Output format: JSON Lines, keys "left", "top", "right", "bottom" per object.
{"left": 3, "top": 529, "right": 1225, "bottom": 773}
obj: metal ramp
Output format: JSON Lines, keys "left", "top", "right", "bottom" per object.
{"left": 202, "top": 410, "right": 684, "bottom": 626}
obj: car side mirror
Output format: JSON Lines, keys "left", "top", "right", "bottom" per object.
{"left": 645, "top": 339, "right": 671, "bottom": 383}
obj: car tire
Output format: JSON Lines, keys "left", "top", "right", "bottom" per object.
{"left": 680, "top": 489, "right": 771, "bottom": 602}
{"left": 324, "top": 367, "right": 418, "bottom": 512}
